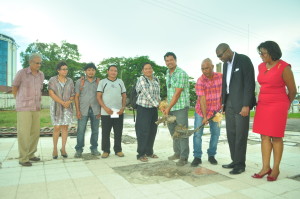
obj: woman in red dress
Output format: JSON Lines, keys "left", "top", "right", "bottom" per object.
{"left": 252, "top": 41, "right": 296, "bottom": 181}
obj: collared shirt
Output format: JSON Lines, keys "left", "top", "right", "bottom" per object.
{"left": 12, "top": 67, "right": 44, "bottom": 111}
{"left": 75, "top": 77, "right": 101, "bottom": 116}
{"left": 195, "top": 72, "right": 222, "bottom": 118}
{"left": 166, "top": 66, "right": 190, "bottom": 111}
{"left": 226, "top": 52, "right": 236, "bottom": 94}
{"left": 97, "top": 78, "right": 126, "bottom": 115}
{"left": 136, "top": 75, "right": 160, "bottom": 108}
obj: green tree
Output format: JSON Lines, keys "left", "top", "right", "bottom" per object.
{"left": 20, "top": 41, "right": 84, "bottom": 93}
{"left": 98, "top": 56, "right": 167, "bottom": 100}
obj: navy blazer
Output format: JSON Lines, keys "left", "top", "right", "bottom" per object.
{"left": 222, "top": 53, "right": 256, "bottom": 113}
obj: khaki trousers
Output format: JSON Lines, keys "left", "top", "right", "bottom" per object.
{"left": 17, "top": 111, "right": 40, "bottom": 163}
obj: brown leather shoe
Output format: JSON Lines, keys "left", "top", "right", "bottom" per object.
{"left": 101, "top": 152, "right": 109, "bottom": 158}
{"left": 29, "top": 157, "right": 41, "bottom": 161}
{"left": 19, "top": 162, "right": 32, "bottom": 167}
{"left": 116, "top": 152, "right": 124, "bottom": 157}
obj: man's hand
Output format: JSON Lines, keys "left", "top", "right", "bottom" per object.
{"left": 239, "top": 106, "right": 250, "bottom": 117}
{"left": 163, "top": 107, "right": 170, "bottom": 116}
{"left": 202, "top": 117, "right": 208, "bottom": 125}
{"left": 96, "top": 114, "right": 101, "bottom": 119}
{"left": 105, "top": 107, "right": 113, "bottom": 115}
{"left": 117, "top": 108, "right": 125, "bottom": 115}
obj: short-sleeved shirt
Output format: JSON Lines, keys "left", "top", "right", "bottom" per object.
{"left": 75, "top": 77, "right": 100, "bottom": 116}
{"left": 12, "top": 67, "right": 44, "bottom": 111}
{"left": 97, "top": 78, "right": 126, "bottom": 115}
{"left": 195, "top": 72, "right": 222, "bottom": 118}
{"left": 166, "top": 66, "right": 190, "bottom": 111}
{"left": 136, "top": 75, "right": 160, "bottom": 108}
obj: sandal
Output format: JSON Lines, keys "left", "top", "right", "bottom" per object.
{"left": 139, "top": 156, "right": 148, "bottom": 162}
{"left": 147, "top": 154, "right": 159, "bottom": 158}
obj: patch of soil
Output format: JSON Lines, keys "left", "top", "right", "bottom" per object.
{"left": 113, "top": 160, "right": 231, "bottom": 186}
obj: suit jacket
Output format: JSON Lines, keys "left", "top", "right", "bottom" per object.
{"left": 222, "top": 53, "right": 256, "bottom": 113}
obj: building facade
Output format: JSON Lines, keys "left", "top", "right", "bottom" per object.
{"left": 0, "top": 34, "right": 17, "bottom": 87}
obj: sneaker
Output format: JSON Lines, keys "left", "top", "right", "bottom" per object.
{"left": 74, "top": 151, "right": 82, "bottom": 158}
{"left": 208, "top": 156, "right": 218, "bottom": 165}
{"left": 176, "top": 158, "right": 188, "bottom": 166}
{"left": 168, "top": 154, "right": 180, "bottom": 160}
{"left": 191, "top": 157, "right": 202, "bottom": 167}
{"left": 116, "top": 152, "right": 124, "bottom": 157}
{"left": 91, "top": 149, "right": 101, "bottom": 156}
{"left": 101, "top": 152, "right": 109, "bottom": 158}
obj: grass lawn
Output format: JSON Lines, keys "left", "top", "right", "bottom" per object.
{"left": 0, "top": 108, "right": 299, "bottom": 128}
{"left": 0, "top": 109, "right": 52, "bottom": 128}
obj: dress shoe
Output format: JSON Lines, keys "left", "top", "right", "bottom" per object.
{"left": 115, "top": 152, "right": 124, "bottom": 157}
{"left": 19, "top": 162, "right": 32, "bottom": 167}
{"left": 222, "top": 162, "right": 234, "bottom": 169}
{"left": 176, "top": 158, "right": 188, "bottom": 166}
{"left": 29, "top": 157, "right": 40, "bottom": 161}
{"left": 60, "top": 149, "right": 68, "bottom": 158}
{"left": 191, "top": 157, "right": 202, "bottom": 167}
{"left": 252, "top": 169, "right": 272, "bottom": 178}
{"left": 168, "top": 154, "right": 180, "bottom": 160}
{"left": 229, "top": 168, "right": 245, "bottom": 175}
{"left": 208, "top": 156, "right": 218, "bottom": 165}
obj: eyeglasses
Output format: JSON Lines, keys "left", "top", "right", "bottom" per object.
{"left": 60, "top": 69, "right": 68, "bottom": 71}
{"left": 217, "top": 48, "right": 228, "bottom": 58}
{"left": 258, "top": 51, "right": 268, "bottom": 56}
{"left": 35, "top": 62, "right": 42, "bottom": 65}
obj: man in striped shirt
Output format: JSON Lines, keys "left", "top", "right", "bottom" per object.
{"left": 191, "top": 58, "right": 222, "bottom": 167}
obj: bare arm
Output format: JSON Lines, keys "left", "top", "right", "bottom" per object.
{"left": 163, "top": 88, "right": 183, "bottom": 115}
{"left": 74, "top": 93, "right": 81, "bottom": 119}
{"left": 199, "top": 95, "right": 208, "bottom": 124}
{"left": 12, "top": 86, "right": 18, "bottom": 98}
{"left": 283, "top": 66, "right": 297, "bottom": 103}
{"left": 49, "top": 90, "right": 69, "bottom": 108}
{"left": 97, "top": 92, "right": 113, "bottom": 115}
{"left": 118, "top": 93, "right": 127, "bottom": 115}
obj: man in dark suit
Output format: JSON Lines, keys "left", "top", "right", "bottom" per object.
{"left": 216, "top": 43, "right": 256, "bottom": 174}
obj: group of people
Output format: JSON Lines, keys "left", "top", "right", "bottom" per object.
{"left": 13, "top": 41, "right": 296, "bottom": 182}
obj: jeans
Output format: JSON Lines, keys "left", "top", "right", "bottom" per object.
{"left": 193, "top": 112, "right": 220, "bottom": 158}
{"left": 167, "top": 107, "right": 189, "bottom": 159}
{"left": 75, "top": 108, "right": 100, "bottom": 152}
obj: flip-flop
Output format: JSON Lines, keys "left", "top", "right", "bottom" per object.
{"left": 139, "top": 156, "right": 148, "bottom": 162}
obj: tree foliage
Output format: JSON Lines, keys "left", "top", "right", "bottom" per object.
{"left": 20, "top": 41, "right": 95, "bottom": 93}
{"left": 98, "top": 56, "right": 168, "bottom": 100}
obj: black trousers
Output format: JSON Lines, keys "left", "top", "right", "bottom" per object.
{"left": 225, "top": 96, "right": 249, "bottom": 169}
{"left": 101, "top": 114, "right": 124, "bottom": 154}
{"left": 135, "top": 105, "right": 158, "bottom": 159}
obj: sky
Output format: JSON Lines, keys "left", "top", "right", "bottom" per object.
{"left": 1, "top": 0, "right": 300, "bottom": 89}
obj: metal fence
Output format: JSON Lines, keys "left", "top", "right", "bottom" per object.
{"left": 0, "top": 94, "right": 51, "bottom": 110}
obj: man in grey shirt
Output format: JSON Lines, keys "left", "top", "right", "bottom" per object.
{"left": 74, "top": 63, "right": 101, "bottom": 158}
{"left": 97, "top": 65, "right": 127, "bottom": 158}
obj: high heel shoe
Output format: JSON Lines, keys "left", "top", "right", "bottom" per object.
{"left": 267, "top": 172, "right": 279, "bottom": 181}
{"left": 53, "top": 151, "right": 58, "bottom": 159}
{"left": 60, "top": 149, "right": 68, "bottom": 158}
{"left": 252, "top": 169, "right": 272, "bottom": 178}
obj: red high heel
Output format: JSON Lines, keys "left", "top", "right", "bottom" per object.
{"left": 267, "top": 172, "right": 279, "bottom": 181}
{"left": 252, "top": 169, "right": 272, "bottom": 178}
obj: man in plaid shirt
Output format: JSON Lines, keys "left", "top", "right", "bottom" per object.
{"left": 163, "top": 52, "right": 190, "bottom": 166}
{"left": 191, "top": 58, "right": 222, "bottom": 167}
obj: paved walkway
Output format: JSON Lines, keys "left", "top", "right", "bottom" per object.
{"left": 0, "top": 118, "right": 300, "bottom": 199}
